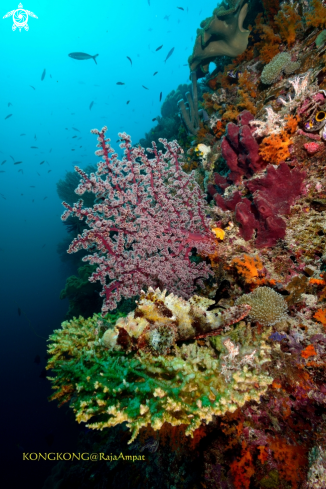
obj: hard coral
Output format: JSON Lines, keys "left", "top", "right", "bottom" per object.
{"left": 47, "top": 309, "right": 273, "bottom": 443}
{"left": 261, "top": 52, "right": 300, "bottom": 85}
{"left": 235, "top": 286, "right": 288, "bottom": 326}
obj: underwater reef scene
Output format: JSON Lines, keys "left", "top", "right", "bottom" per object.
{"left": 45, "top": 1, "right": 326, "bottom": 488}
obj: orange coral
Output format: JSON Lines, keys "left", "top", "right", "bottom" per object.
{"left": 314, "top": 309, "right": 326, "bottom": 326}
{"left": 238, "top": 70, "right": 258, "bottom": 99}
{"left": 222, "top": 105, "right": 240, "bottom": 122}
{"left": 274, "top": 3, "right": 302, "bottom": 46}
{"left": 212, "top": 119, "right": 226, "bottom": 139}
{"left": 260, "top": 132, "right": 292, "bottom": 164}
{"left": 231, "top": 254, "right": 264, "bottom": 283}
{"left": 230, "top": 443, "right": 255, "bottom": 489}
{"left": 268, "top": 436, "right": 308, "bottom": 489}
{"left": 253, "top": 15, "right": 281, "bottom": 63}
{"left": 284, "top": 114, "right": 300, "bottom": 134}
{"left": 301, "top": 345, "right": 317, "bottom": 359}
{"left": 305, "top": 0, "right": 326, "bottom": 29}
{"left": 257, "top": 445, "right": 269, "bottom": 464}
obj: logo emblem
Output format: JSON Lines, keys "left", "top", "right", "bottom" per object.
{"left": 3, "top": 3, "right": 38, "bottom": 31}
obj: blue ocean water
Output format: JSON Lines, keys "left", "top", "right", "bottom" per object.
{"left": 0, "top": 1, "right": 219, "bottom": 487}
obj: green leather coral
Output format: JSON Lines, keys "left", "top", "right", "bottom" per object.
{"left": 47, "top": 308, "right": 273, "bottom": 443}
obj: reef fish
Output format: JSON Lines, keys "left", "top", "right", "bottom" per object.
{"left": 164, "top": 47, "right": 175, "bottom": 62}
{"left": 68, "top": 52, "right": 99, "bottom": 64}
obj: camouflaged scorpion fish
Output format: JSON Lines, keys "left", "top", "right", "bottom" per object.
{"left": 101, "top": 287, "right": 251, "bottom": 355}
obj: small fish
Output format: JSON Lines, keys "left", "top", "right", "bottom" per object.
{"left": 89, "top": 101, "right": 94, "bottom": 110}
{"left": 30, "top": 146, "right": 38, "bottom": 149}
{"left": 48, "top": 170, "right": 52, "bottom": 173}
{"left": 34, "top": 134, "right": 37, "bottom": 140}
{"left": 160, "top": 92, "right": 162, "bottom": 101}
{"left": 8, "top": 102, "right": 12, "bottom": 107}
{"left": 41, "top": 69, "right": 46, "bottom": 81}
{"left": 148, "top": 0, "right": 150, "bottom": 5}
{"left": 127, "top": 56, "right": 132, "bottom": 66}
{"left": 183, "top": 64, "right": 188, "bottom": 66}
{"left": 34, "top": 355, "right": 41, "bottom": 365}
{"left": 0, "top": 194, "right": 6, "bottom": 199}
{"left": 72, "top": 127, "right": 80, "bottom": 132}
{"left": 10, "top": 156, "right": 15, "bottom": 161}
{"left": 30, "top": 85, "right": 36, "bottom": 90}
{"left": 5, "top": 114, "right": 12, "bottom": 120}
{"left": 68, "top": 52, "right": 99, "bottom": 64}
{"left": 164, "top": 47, "right": 175, "bottom": 62}
{"left": 72, "top": 135, "right": 77, "bottom": 138}
{"left": 14, "top": 161, "right": 22, "bottom": 165}
{"left": 153, "top": 71, "right": 158, "bottom": 76}
{"left": 40, "top": 161, "right": 45, "bottom": 165}
{"left": 42, "top": 243, "right": 46, "bottom": 248}
{"left": 116, "top": 82, "right": 125, "bottom": 85}
{"left": 126, "top": 100, "right": 130, "bottom": 104}
{"left": 50, "top": 74, "right": 52, "bottom": 78}
{"left": 43, "top": 196, "right": 48, "bottom": 200}
{"left": 18, "top": 169, "right": 23, "bottom": 173}
{"left": 18, "top": 307, "right": 21, "bottom": 316}
{"left": 164, "top": 15, "right": 171, "bottom": 20}
{"left": 227, "top": 69, "right": 242, "bottom": 79}
{"left": 49, "top": 148, "right": 52, "bottom": 153}
{"left": 20, "top": 133, "right": 26, "bottom": 136}
{"left": 152, "top": 118, "right": 156, "bottom": 121}
{"left": 0, "top": 171, "right": 5, "bottom": 173}
{"left": 30, "top": 186, "right": 35, "bottom": 188}
{"left": 32, "top": 199, "right": 34, "bottom": 202}
{"left": 177, "top": 7, "right": 184, "bottom": 10}
{"left": 156, "top": 45, "right": 163, "bottom": 51}
{"left": 37, "top": 172, "right": 41, "bottom": 176}
{"left": 1, "top": 160, "right": 6, "bottom": 165}
{"left": 142, "top": 85, "right": 149, "bottom": 90}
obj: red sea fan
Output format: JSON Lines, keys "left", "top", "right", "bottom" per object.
{"left": 61, "top": 127, "right": 217, "bottom": 313}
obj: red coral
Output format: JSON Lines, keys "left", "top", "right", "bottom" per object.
{"left": 221, "top": 111, "right": 267, "bottom": 184}
{"left": 304, "top": 142, "right": 323, "bottom": 155}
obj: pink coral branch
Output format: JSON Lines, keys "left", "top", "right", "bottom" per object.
{"left": 62, "top": 127, "right": 217, "bottom": 313}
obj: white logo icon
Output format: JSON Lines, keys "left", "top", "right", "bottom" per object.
{"left": 3, "top": 3, "right": 38, "bottom": 31}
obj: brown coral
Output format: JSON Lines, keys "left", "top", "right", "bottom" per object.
{"left": 305, "top": 0, "right": 326, "bottom": 29}
{"left": 274, "top": 3, "right": 302, "bottom": 46}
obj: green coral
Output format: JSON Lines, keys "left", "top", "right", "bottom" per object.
{"left": 261, "top": 52, "right": 300, "bottom": 85}
{"left": 47, "top": 315, "right": 273, "bottom": 443}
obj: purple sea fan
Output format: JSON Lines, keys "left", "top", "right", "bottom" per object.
{"left": 61, "top": 128, "right": 217, "bottom": 313}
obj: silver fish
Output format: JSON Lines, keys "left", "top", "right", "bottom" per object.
{"left": 164, "top": 47, "right": 175, "bottom": 62}
{"left": 68, "top": 52, "right": 99, "bottom": 64}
